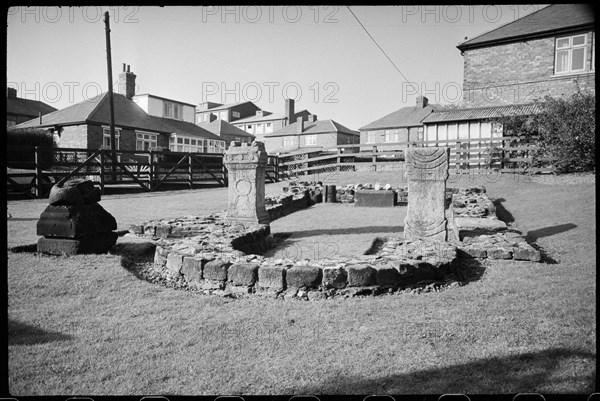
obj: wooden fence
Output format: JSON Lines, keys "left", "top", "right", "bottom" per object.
{"left": 275, "top": 136, "right": 557, "bottom": 179}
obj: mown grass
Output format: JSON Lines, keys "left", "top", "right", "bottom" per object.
{"left": 6, "top": 171, "right": 596, "bottom": 395}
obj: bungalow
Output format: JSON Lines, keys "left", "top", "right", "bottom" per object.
{"left": 197, "top": 118, "right": 255, "bottom": 149}
{"left": 359, "top": 95, "right": 439, "bottom": 151}
{"left": 13, "top": 65, "right": 226, "bottom": 155}
{"left": 7, "top": 87, "right": 57, "bottom": 127}
{"left": 263, "top": 117, "right": 359, "bottom": 154}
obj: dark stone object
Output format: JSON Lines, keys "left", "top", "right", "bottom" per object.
{"left": 203, "top": 259, "right": 232, "bottom": 281}
{"left": 322, "top": 266, "right": 347, "bottom": 289}
{"left": 228, "top": 262, "right": 260, "bottom": 286}
{"left": 37, "top": 231, "right": 118, "bottom": 255}
{"left": 48, "top": 179, "right": 101, "bottom": 206}
{"left": 37, "top": 204, "right": 117, "bottom": 238}
{"left": 354, "top": 190, "right": 397, "bottom": 207}
{"left": 346, "top": 264, "right": 377, "bottom": 286}
{"left": 257, "top": 265, "right": 286, "bottom": 290}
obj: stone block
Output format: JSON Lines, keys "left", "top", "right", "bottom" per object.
{"left": 346, "top": 264, "right": 376, "bottom": 287}
{"left": 322, "top": 266, "right": 347, "bottom": 289}
{"left": 228, "top": 262, "right": 259, "bottom": 286}
{"left": 286, "top": 265, "right": 322, "bottom": 289}
{"left": 487, "top": 247, "right": 513, "bottom": 259}
{"left": 354, "top": 190, "right": 396, "bottom": 207}
{"left": 203, "top": 259, "right": 232, "bottom": 281}
{"left": 376, "top": 265, "right": 402, "bottom": 286}
{"left": 455, "top": 217, "right": 507, "bottom": 233}
{"left": 37, "top": 204, "right": 117, "bottom": 238}
{"left": 257, "top": 265, "right": 286, "bottom": 289}
{"left": 457, "top": 245, "right": 487, "bottom": 259}
{"left": 166, "top": 253, "right": 184, "bottom": 275}
{"left": 513, "top": 245, "right": 542, "bottom": 262}
{"left": 37, "top": 231, "right": 117, "bottom": 256}
{"left": 307, "top": 291, "right": 327, "bottom": 301}
{"left": 181, "top": 257, "right": 203, "bottom": 283}
{"left": 48, "top": 179, "right": 101, "bottom": 206}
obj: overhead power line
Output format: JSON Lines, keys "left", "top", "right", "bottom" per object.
{"left": 346, "top": 6, "right": 421, "bottom": 96}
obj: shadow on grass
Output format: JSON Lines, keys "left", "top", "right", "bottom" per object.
{"left": 525, "top": 223, "right": 577, "bottom": 242}
{"left": 293, "top": 347, "right": 595, "bottom": 394}
{"left": 286, "top": 225, "right": 403, "bottom": 239}
{"left": 9, "top": 320, "right": 73, "bottom": 345}
{"left": 110, "top": 241, "right": 157, "bottom": 280}
{"left": 492, "top": 197, "right": 514, "bottom": 223}
{"left": 9, "top": 244, "right": 38, "bottom": 253}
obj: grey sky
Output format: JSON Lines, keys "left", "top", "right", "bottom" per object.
{"left": 7, "top": 5, "right": 544, "bottom": 129}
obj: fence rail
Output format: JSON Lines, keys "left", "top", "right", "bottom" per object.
{"left": 275, "top": 136, "right": 557, "bottom": 179}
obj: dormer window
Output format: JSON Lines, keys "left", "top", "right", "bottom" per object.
{"left": 163, "top": 101, "right": 182, "bottom": 120}
{"left": 555, "top": 34, "right": 587, "bottom": 74}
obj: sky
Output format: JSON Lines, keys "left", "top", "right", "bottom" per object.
{"left": 7, "top": 5, "right": 545, "bottom": 130}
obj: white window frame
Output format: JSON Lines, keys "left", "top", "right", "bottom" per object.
{"left": 136, "top": 131, "right": 158, "bottom": 151}
{"left": 555, "top": 34, "right": 587, "bottom": 74}
{"left": 305, "top": 135, "right": 317, "bottom": 146}
{"left": 365, "top": 131, "right": 378, "bottom": 144}
{"left": 232, "top": 111, "right": 240, "bottom": 118}
{"left": 102, "top": 127, "right": 121, "bottom": 150}
{"left": 283, "top": 136, "right": 295, "bottom": 147}
{"left": 264, "top": 122, "right": 273, "bottom": 133}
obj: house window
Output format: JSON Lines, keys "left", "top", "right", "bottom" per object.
{"left": 163, "top": 101, "right": 182, "bottom": 120}
{"left": 256, "top": 123, "right": 264, "bottom": 134}
{"left": 232, "top": 111, "right": 240, "bottom": 119}
{"left": 169, "top": 134, "right": 205, "bottom": 153}
{"left": 305, "top": 135, "right": 317, "bottom": 146}
{"left": 246, "top": 125, "right": 254, "bottom": 133}
{"left": 283, "top": 137, "right": 295, "bottom": 147}
{"left": 365, "top": 131, "right": 379, "bottom": 143}
{"left": 264, "top": 122, "right": 273, "bottom": 133}
{"left": 102, "top": 127, "right": 121, "bottom": 149}
{"left": 555, "top": 34, "right": 587, "bottom": 74}
{"left": 136, "top": 132, "right": 158, "bottom": 151}
{"left": 384, "top": 129, "right": 399, "bottom": 142}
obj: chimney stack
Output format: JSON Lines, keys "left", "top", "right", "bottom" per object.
{"left": 296, "top": 119, "right": 304, "bottom": 134}
{"left": 416, "top": 95, "right": 428, "bottom": 108}
{"left": 285, "top": 98, "right": 295, "bottom": 125}
{"left": 7, "top": 87, "right": 17, "bottom": 98}
{"left": 118, "top": 63, "right": 136, "bottom": 99}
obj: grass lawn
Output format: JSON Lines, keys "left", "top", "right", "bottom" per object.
{"left": 6, "top": 171, "right": 596, "bottom": 395}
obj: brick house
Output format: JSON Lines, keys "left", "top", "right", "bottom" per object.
{"left": 14, "top": 65, "right": 226, "bottom": 154}
{"left": 197, "top": 118, "right": 255, "bottom": 149}
{"left": 6, "top": 87, "right": 57, "bottom": 127}
{"left": 423, "top": 3, "right": 594, "bottom": 143}
{"left": 230, "top": 99, "right": 315, "bottom": 140}
{"left": 359, "top": 96, "right": 440, "bottom": 151}
{"left": 263, "top": 117, "right": 359, "bottom": 154}
{"left": 458, "top": 3, "right": 595, "bottom": 107}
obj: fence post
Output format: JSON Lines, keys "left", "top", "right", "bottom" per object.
{"left": 372, "top": 145, "right": 377, "bottom": 171}
{"left": 188, "top": 154, "right": 193, "bottom": 190}
{"left": 454, "top": 141, "right": 461, "bottom": 173}
{"left": 149, "top": 150, "right": 154, "bottom": 191}
{"left": 99, "top": 149, "right": 105, "bottom": 194}
{"left": 337, "top": 147, "right": 342, "bottom": 172}
{"left": 500, "top": 137, "right": 505, "bottom": 171}
{"left": 34, "top": 146, "right": 42, "bottom": 198}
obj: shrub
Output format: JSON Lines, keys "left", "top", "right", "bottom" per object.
{"left": 487, "top": 91, "right": 596, "bottom": 174}
{"left": 6, "top": 127, "right": 56, "bottom": 170}
{"left": 533, "top": 91, "right": 595, "bottom": 173}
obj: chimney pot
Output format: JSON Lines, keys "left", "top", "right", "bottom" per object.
{"left": 285, "top": 98, "right": 295, "bottom": 125}
{"left": 127, "top": 64, "right": 130, "bottom": 73}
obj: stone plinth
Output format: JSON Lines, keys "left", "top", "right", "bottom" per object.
{"left": 354, "top": 190, "right": 396, "bottom": 207}
{"left": 404, "top": 147, "right": 450, "bottom": 241}
{"left": 223, "top": 141, "right": 269, "bottom": 226}
{"left": 37, "top": 179, "right": 117, "bottom": 255}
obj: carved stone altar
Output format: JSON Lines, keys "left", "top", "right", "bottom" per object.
{"left": 404, "top": 147, "right": 450, "bottom": 241}
{"left": 223, "top": 141, "right": 270, "bottom": 226}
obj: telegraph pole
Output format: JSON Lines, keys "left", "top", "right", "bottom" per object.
{"left": 104, "top": 11, "right": 117, "bottom": 180}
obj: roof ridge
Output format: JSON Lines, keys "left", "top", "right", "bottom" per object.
{"left": 87, "top": 92, "right": 112, "bottom": 123}
{"left": 457, "top": 4, "right": 552, "bottom": 48}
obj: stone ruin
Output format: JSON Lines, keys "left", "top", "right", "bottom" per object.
{"left": 37, "top": 179, "right": 118, "bottom": 256}
{"left": 126, "top": 142, "right": 542, "bottom": 299}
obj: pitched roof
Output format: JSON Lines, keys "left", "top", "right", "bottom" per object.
{"left": 264, "top": 119, "right": 358, "bottom": 137}
{"left": 7, "top": 97, "right": 57, "bottom": 118}
{"left": 457, "top": 4, "right": 595, "bottom": 51}
{"left": 133, "top": 93, "right": 196, "bottom": 107}
{"left": 230, "top": 111, "right": 280, "bottom": 124}
{"left": 421, "top": 103, "right": 544, "bottom": 124}
{"left": 199, "top": 101, "right": 259, "bottom": 112}
{"left": 359, "top": 104, "right": 440, "bottom": 130}
{"left": 14, "top": 92, "right": 222, "bottom": 141}
{"left": 197, "top": 119, "right": 256, "bottom": 138}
